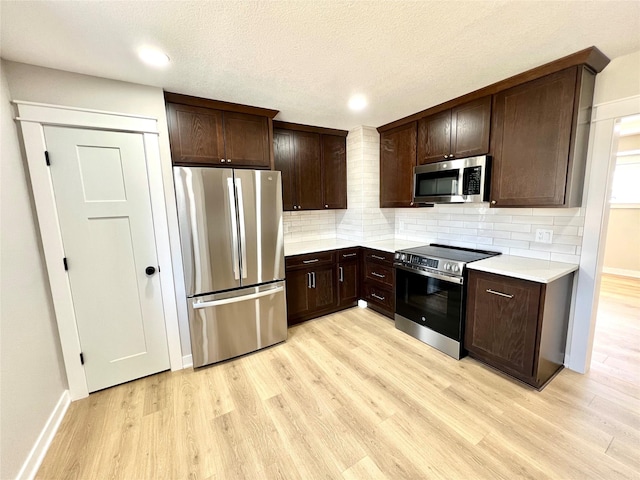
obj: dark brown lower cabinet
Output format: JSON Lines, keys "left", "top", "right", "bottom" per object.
{"left": 285, "top": 249, "right": 359, "bottom": 326}
{"left": 361, "top": 248, "right": 395, "bottom": 319}
{"left": 464, "top": 270, "right": 573, "bottom": 389}
{"left": 337, "top": 248, "right": 360, "bottom": 308}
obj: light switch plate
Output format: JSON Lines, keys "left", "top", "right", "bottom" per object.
{"left": 535, "top": 228, "right": 553, "bottom": 244}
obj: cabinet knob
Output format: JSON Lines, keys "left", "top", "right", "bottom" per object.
{"left": 443, "top": 155, "right": 448, "bottom": 159}
{"left": 491, "top": 200, "right": 496, "bottom": 205}
{"left": 325, "top": 204, "right": 328, "bottom": 208}
{"left": 221, "top": 159, "right": 226, "bottom": 163}
{"left": 449, "top": 154, "right": 454, "bottom": 158}
{"left": 227, "top": 159, "right": 231, "bottom": 163}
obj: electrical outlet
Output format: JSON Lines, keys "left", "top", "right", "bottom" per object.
{"left": 535, "top": 228, "right": 553, "bottom": 244}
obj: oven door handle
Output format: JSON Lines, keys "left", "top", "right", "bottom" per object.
{"left": 394, "top": 263, "right": 463, "bottom": 285}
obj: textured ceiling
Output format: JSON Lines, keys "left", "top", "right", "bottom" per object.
{"left": 1, "top": 1, "right": 639, "bottom": 130}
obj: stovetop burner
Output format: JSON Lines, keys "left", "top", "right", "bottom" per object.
{"left": 394, "top": 243, "right": 500, "bottom": 277}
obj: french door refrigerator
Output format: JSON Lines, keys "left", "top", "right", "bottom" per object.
{"left": 174, "top": 167, "right": 287, "bottom": 368}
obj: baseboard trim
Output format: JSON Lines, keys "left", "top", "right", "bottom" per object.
{"left": 182, "top": 354, "right": 193, "bottom": 369}
{"left": 602, "top": 267, "right": 640, "bottom": 279}
{"left": 16, "top": 390, "right": 70, "bottom": 480}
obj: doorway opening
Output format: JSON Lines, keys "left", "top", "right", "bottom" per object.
{"left": 591, "top": 113, "right": 640, "bottom": 382}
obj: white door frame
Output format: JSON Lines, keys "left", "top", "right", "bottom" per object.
{"left": 14, "top": 101, "right": 183, "bottom": 400}
{"left": 567, "top": 94, "right": 640, "bottom": 373}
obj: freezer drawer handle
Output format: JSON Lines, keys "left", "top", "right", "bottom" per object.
{"left": 302, "top": 259, "right": 319, "bottom": 264}
{"left": 193, "top": 286, "right": 285, "bottom": 309}
{"left": 486, "top": 289, "right": 514, "bottom": 299}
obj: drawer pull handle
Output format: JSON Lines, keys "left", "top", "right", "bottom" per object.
{"left": 486, "top": 289, "right": 514, "bottom": 299}
{"left": 371, "top": 255, "right": 386, "bottom": 260}
{"left": 371, "top": 293, "right": 385, "bottom": 301}
{"left": 371, "top": 272, "right": 386, "bottom": 278}
{"left": 342, "top": 253, "right": 357, "bottom": 258}
{"left": 303, "top": 259, "right": 319, "bottom": 264}
{"left": 339, "top": 266, "right": 344, "bottom": 282}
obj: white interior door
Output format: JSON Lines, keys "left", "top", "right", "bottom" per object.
{"left": 44, "top": 126, "right": 170, "bottom": 392}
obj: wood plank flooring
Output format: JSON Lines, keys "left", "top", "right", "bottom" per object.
{"left": 37, "top": 275, "right": 640, "bottom": 479}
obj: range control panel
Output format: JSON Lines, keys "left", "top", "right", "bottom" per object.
{"left": 394, "top": 252, "right": 464, "bottom": 276}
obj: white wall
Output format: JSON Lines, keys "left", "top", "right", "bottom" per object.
{"left": 0, "top": 63, "right": 68, "bottom": 479}
{"left": 2, "top": 60, "right": 192, "bottom": 357}
{"left": 593, "top": 50, "right": 640, "bottom": 105}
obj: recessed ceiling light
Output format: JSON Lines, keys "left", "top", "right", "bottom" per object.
{"left": 348, "top": 94, "right": 367, "bottom": 111}
{"left": 138, "top": 47, "right": 170, "bottom": 67}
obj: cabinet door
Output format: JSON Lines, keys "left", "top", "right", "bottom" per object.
{"left": 166, "top": 103, "right": 225, "bottom": 166}
{"left": 273, "top": 129, "right": 296, "bottom": 211}
{"left": 490, "top": 67, "right": 577, "bottom": 207}
{"left": 417, "top": 110, "right": 451, "bottom": 165}
{"left": 380, "top": 122, "right": 417, "bottom": 208}
{"left": 285, "top": 268, "right": 313, "bottom": 325}
{"left": 322, "top": 134, "right": 347, "bottom": 209}
{"left": 338, "top": 260, "right": 359, "bottom": 307}
{"left": 294, "top": 131, "right": 323, "bottom": 210}
{"left": 451, "top": 96, "right": 491, "bottom": 159}
{"left": 223, "top": 111, "right": 270, "bottom": 168}
{"left": 311, "top": 265, "right": 338, "bottom": 312}
{"left": 465, "top": 271, "right": 541, "bottom": 379}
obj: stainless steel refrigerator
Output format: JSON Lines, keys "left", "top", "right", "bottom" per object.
{"left": 174, "top": 167, "right": 287, "bottom": 368}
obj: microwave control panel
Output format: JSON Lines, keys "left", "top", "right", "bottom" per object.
{"left": 462, "top": 166, "right": 482, "bottom": 195}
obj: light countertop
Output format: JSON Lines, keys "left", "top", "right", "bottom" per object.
{"left": 467, "top": 255, "right": 578, "bottom": 283}
{"left": 284, "top": 238, "right": 426, "bottom": 257}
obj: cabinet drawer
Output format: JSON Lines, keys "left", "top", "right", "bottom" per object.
{"left": 364, "top": 263, "right": 393, "bottom": 287}
{"left": 364, "top": 249, "right": 393, "bottom": 266}
{"left": 363, "top": 282, "right": 394, "bottom": 311}
{"left": 338, "top": 248, "right": 360, "bottom": 262}
{"left": 286, "top": 251, "right": 335, "bottom": 270}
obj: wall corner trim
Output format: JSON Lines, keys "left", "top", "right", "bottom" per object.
{"left": 15, "top": 390, "right": 70, "bottom": 480}
{"left": 182, "top": 354, "right": 193, "bottom": 369}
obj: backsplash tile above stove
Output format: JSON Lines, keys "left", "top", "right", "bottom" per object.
{"left": 395, "top": 205, "right": 585, "bottom": 263}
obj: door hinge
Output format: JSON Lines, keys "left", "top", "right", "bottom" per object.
{"left": 63, "top": 257, "right": 68, "bottom": 271}
{"left": 45, "top": 151, "right": 50, "bottom": 166}
{"left": 80, "top": 352, "right": 84, "bottom": 365}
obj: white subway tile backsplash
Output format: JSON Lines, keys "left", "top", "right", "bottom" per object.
{"left": 493, "top": 223, "right": 532, "bottom": 233}
{"left": 550, "top": 253, "right": 581, "bottom": 263}
{"left": 493, "top": 238, "right": 531, "bottom": 249}
{"left": 510, "top": 248, "right": 551, "bottom": 260}
{"left": 511, "top": 215, "right": 554, "bottom": 225}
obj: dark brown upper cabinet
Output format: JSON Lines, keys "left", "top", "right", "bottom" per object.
{"left": 379, "top": 47, "right": 609, "bottom": 209}
{"left": 322, "top": 134, "right": 347, "bottom": 209}
{"left": 273, "top": 121, "right": 348, "bottom": 211}
{"left": 165, "top": 92, "right": 278, "bottom": 169}
{"left": 490, "top": 67, "right": 595, "bottom": 207}
{"left": 417, "top": 96, "right": 491, "bottom": 165}
{"left": 380, "top": 122, "right": 417, "bottom": 208}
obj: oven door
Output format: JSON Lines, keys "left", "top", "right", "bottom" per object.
{"left": 395, "top": 264, "right": 464, "bottom": 340}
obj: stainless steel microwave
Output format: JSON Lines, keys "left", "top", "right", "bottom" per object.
{"left": 413, "top": 155, "right": 491, "bottom": 204}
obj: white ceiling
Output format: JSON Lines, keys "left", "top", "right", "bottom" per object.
{"left": 1, "top": 1, "right": 639, "bottom": 130}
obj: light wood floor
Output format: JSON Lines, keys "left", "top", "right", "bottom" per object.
{"left": 37, "top": 275, "right": 640, "bottom": 479}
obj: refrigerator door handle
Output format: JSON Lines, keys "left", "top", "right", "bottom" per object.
{"left": 227, "top": 177, "right": 240, "bottom": 280}
{"left": 235, "top": 177, "right": 248, "bottom": 279}
{"left": 193, "top": 285, "right": 285, "bottom": 309}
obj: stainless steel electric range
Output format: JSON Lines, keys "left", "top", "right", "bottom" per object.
{"left": 394, "top": 244, "right": 500, "bottom": 359}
